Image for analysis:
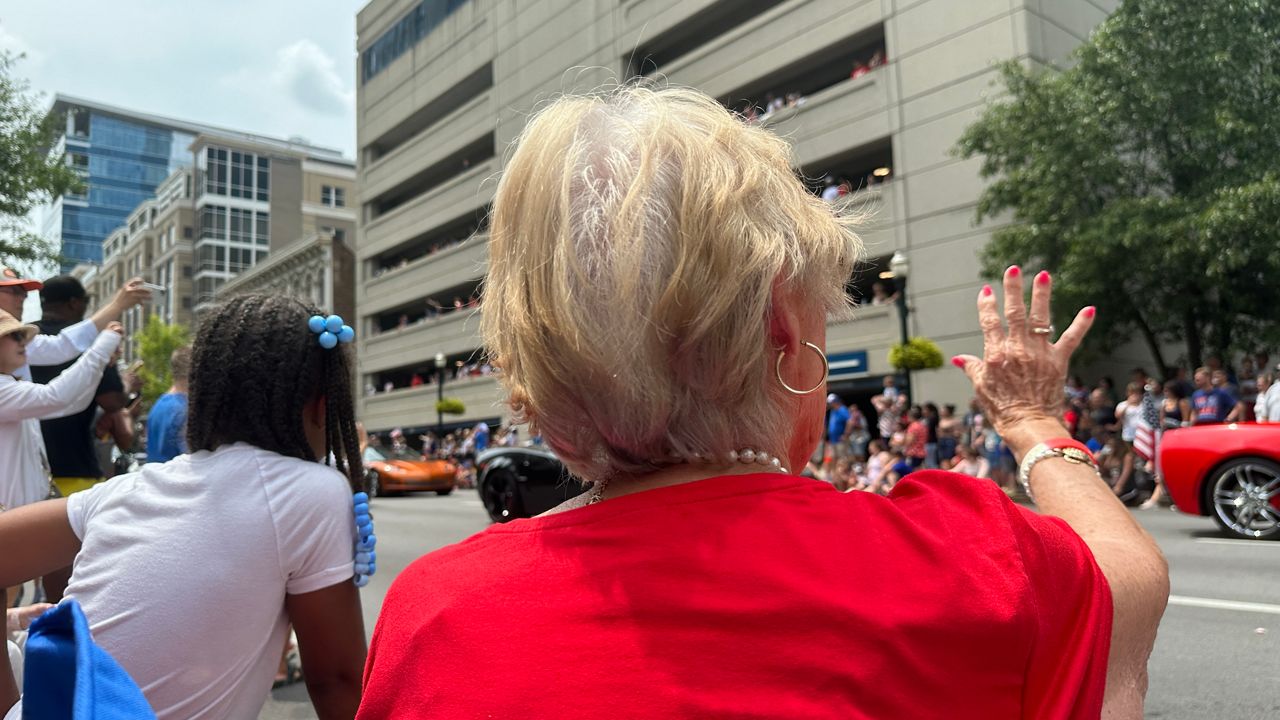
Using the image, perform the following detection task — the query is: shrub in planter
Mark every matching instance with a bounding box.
[889,337,945,371]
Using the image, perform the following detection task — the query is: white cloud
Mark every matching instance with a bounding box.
[270,39,354,117]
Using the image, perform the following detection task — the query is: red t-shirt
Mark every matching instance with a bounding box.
[358,472,1111,719]
[906,420,928,459]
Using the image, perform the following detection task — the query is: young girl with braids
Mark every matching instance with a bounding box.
[0,295,372,720]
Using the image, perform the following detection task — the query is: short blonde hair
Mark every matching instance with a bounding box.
[482,86,861,481]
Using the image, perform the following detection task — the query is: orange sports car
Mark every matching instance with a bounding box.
[362,446,458,497]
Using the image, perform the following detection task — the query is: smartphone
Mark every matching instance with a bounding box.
[140,282,167,294]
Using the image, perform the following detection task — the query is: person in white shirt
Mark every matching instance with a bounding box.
[0,267,151,380]
[1114,382,1145,442]
[0,311,123,512]
[950,443,991,479]
[0,295,367,720]
[1256,372,1280,422]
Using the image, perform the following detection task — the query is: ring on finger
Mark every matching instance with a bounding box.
[1030,325,1055,336]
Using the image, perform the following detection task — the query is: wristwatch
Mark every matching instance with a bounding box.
[1018,438,1098,501]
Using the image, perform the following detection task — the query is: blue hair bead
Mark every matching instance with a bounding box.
[325,315,343,334]
[308,315,326,334]
[338,325,355,343]
[319,332,338,349]
[352,489,377,586]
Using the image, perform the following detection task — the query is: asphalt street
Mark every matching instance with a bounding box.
[262,489,1278,719]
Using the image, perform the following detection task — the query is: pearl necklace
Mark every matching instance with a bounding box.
[587,448,790,504]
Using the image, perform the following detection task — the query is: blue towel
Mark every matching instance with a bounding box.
[22,600,155,719]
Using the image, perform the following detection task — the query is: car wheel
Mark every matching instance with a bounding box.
[481,468,523,523]
[435,488,453,496]
[366,470,380,499]
[1208,458,1280,540]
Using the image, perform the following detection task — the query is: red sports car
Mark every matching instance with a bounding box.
[1159,423,1280,540]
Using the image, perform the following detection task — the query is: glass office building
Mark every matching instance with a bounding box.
[45,96,346,274]
[47,96,201,271]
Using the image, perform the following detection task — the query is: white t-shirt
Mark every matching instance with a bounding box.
[64,443,355,719]
[1258,383,1280,423]
[1116,400,1143,442]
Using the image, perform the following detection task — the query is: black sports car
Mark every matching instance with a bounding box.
[476,446,588,522]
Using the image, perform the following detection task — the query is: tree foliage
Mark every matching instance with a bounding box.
[956,0,1280,370]
[0,52,81,266]
[137,316,190,408]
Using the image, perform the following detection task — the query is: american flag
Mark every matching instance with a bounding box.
[1133,389,1162,462]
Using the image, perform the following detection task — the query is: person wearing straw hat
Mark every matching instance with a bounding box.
[0,310,123,513]
[0,267,150,381]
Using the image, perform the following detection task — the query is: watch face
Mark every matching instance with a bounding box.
[1062,447,1093,463]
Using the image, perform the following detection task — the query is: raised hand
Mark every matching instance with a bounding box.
[952,266,1095,455]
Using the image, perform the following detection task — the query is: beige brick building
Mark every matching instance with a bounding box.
[354,0,1118,434]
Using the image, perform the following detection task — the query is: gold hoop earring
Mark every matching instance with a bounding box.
[776,341,829,395]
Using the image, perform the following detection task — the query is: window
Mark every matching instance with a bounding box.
[205,148,228,195]
[321,185,346,207]
[183,226,193,239]
[256,156,269,201]
[70,108,91,138]
[205,147,267,199]
[202,205,269,245]
[183,297,192,309]
[183,265,192,278]
[361,0,469,84]
[322,226,347,243]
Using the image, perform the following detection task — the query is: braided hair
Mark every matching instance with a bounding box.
[187,294,364,493]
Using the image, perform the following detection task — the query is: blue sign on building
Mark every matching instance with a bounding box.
[828,350,869,378]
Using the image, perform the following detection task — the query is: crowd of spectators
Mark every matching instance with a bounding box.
[813,353,1280,508]
[733,49,888,125]
[370,234,477,279]
[366,359,495,396]
[367,291,482,339]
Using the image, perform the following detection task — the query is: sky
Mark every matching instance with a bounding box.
[1,1,366,317]
[0,0,365,157]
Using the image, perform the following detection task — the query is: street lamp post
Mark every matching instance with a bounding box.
[887,251,911,406]
[435,352,446,440]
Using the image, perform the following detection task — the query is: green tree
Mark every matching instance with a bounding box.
[137,316,190,408]
[956,0,1280,370]
[0,52,81,266]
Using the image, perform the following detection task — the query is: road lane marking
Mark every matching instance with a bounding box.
[1169,595,1280,616]
[1193,538,1280,548]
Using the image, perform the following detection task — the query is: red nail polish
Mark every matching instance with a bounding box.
[1036,271,1050,285]
[951,357,966,368]
[1084,306,1096,318]
[981,285,993,297]
[1008,265,1020,277]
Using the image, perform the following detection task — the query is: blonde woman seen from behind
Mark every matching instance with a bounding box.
[358,87,1168,720]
